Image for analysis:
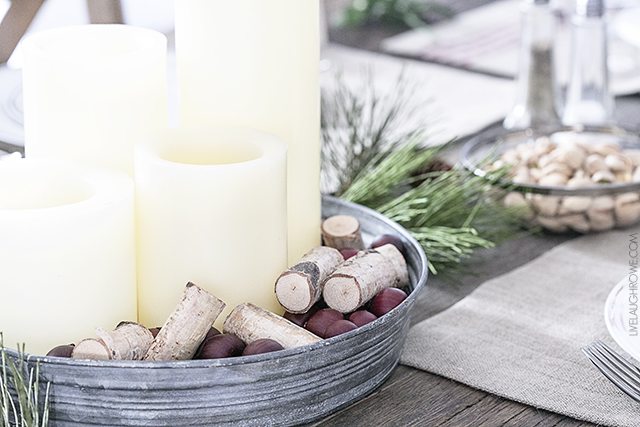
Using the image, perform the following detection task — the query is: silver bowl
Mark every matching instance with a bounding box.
[5,196,428,426]
[462,126,640,196]
[462,126,640,233]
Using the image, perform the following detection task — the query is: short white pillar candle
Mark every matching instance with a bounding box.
[175,0,321,263]
[135,128,288,328]
[0,160,136,355]
[22,25,168,175]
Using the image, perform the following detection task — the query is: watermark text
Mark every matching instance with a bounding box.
[629,233,638,336]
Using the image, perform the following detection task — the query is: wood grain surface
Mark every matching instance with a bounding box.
[313,30,640,420]
[313,95,640,425]
[313,233,583,427]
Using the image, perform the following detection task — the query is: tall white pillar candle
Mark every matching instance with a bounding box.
[175,0,321,263]
[22,25,168,174]
[135,128,288,328]
[0,160,136,356]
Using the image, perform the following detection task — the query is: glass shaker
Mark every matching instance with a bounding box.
[562,0,615,127]
[504,0,561,130]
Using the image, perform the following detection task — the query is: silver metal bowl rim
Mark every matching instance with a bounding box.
[461,125,640,196]
[4,195,428,369]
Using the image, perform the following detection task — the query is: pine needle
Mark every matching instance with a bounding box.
[360,167,514,273]
[341,142,439,207]
[322,71,526,274]
[0,335,50,427]
[321,71,426,196]
[409,226,493,274]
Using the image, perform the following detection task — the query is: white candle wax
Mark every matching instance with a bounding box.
[175,0,321,263]
[135,128,288,328]
[0,160,136,355]
[22,25,168,175]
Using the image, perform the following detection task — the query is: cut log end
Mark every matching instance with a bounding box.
[275,272,313,313]
[96,322,154,361]
[72,339,111,361]
[322,215,364,250]
[322,276,362,313]
[322,245,409,313]
[275,246,344,314]
[72,321,154,361]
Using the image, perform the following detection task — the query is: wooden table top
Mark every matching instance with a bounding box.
[314,233,588,427]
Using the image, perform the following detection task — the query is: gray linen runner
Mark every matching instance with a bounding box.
[401,229,640,427]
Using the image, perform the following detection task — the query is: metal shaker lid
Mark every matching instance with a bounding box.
[576,0,605,17]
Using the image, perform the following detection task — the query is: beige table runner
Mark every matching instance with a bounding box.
[402,229,640,427]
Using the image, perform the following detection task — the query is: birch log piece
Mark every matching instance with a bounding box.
[224,303,321,349]
[72,339,111,361]
[376,244,409,285]
[275,246,343,314]
[144,283,226,361]
[323,244,409,313]
[96,322,154,360]
[72,322,154,361]
[321,215,365,250]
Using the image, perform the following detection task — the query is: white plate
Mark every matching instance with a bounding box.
[605,278,640,361]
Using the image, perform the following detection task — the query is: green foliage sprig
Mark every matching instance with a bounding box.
[341,0,453,29]
[321,73,525,274]
[321,71,426,197]
[0,336,49,427]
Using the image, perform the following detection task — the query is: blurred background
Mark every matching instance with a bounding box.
[0,0,639,152]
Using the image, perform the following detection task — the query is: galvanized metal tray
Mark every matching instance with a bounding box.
[7,196,429,426]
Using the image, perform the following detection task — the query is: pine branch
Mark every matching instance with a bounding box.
[321,71,426,196]
[322,71,527,274]
[409,226,493,274]
[341,142,439,207]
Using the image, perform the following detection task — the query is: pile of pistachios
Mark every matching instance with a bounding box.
[491,134,640,233]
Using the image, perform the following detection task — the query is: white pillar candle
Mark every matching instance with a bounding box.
[175,0,321,263]
[135,128,288,328]
[0,160,136,356]
[22,25,168,175]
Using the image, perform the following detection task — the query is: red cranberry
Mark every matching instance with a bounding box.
[46,344,75,358]
[370,288,408,317]
[242,339,284,356]
[340,248,359,260]
[283,304,320,327]
[348,310,378,327]
[325,320,358,338]
[195,334,245,359]
[305,308,344,338]
[371,234,405,254]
